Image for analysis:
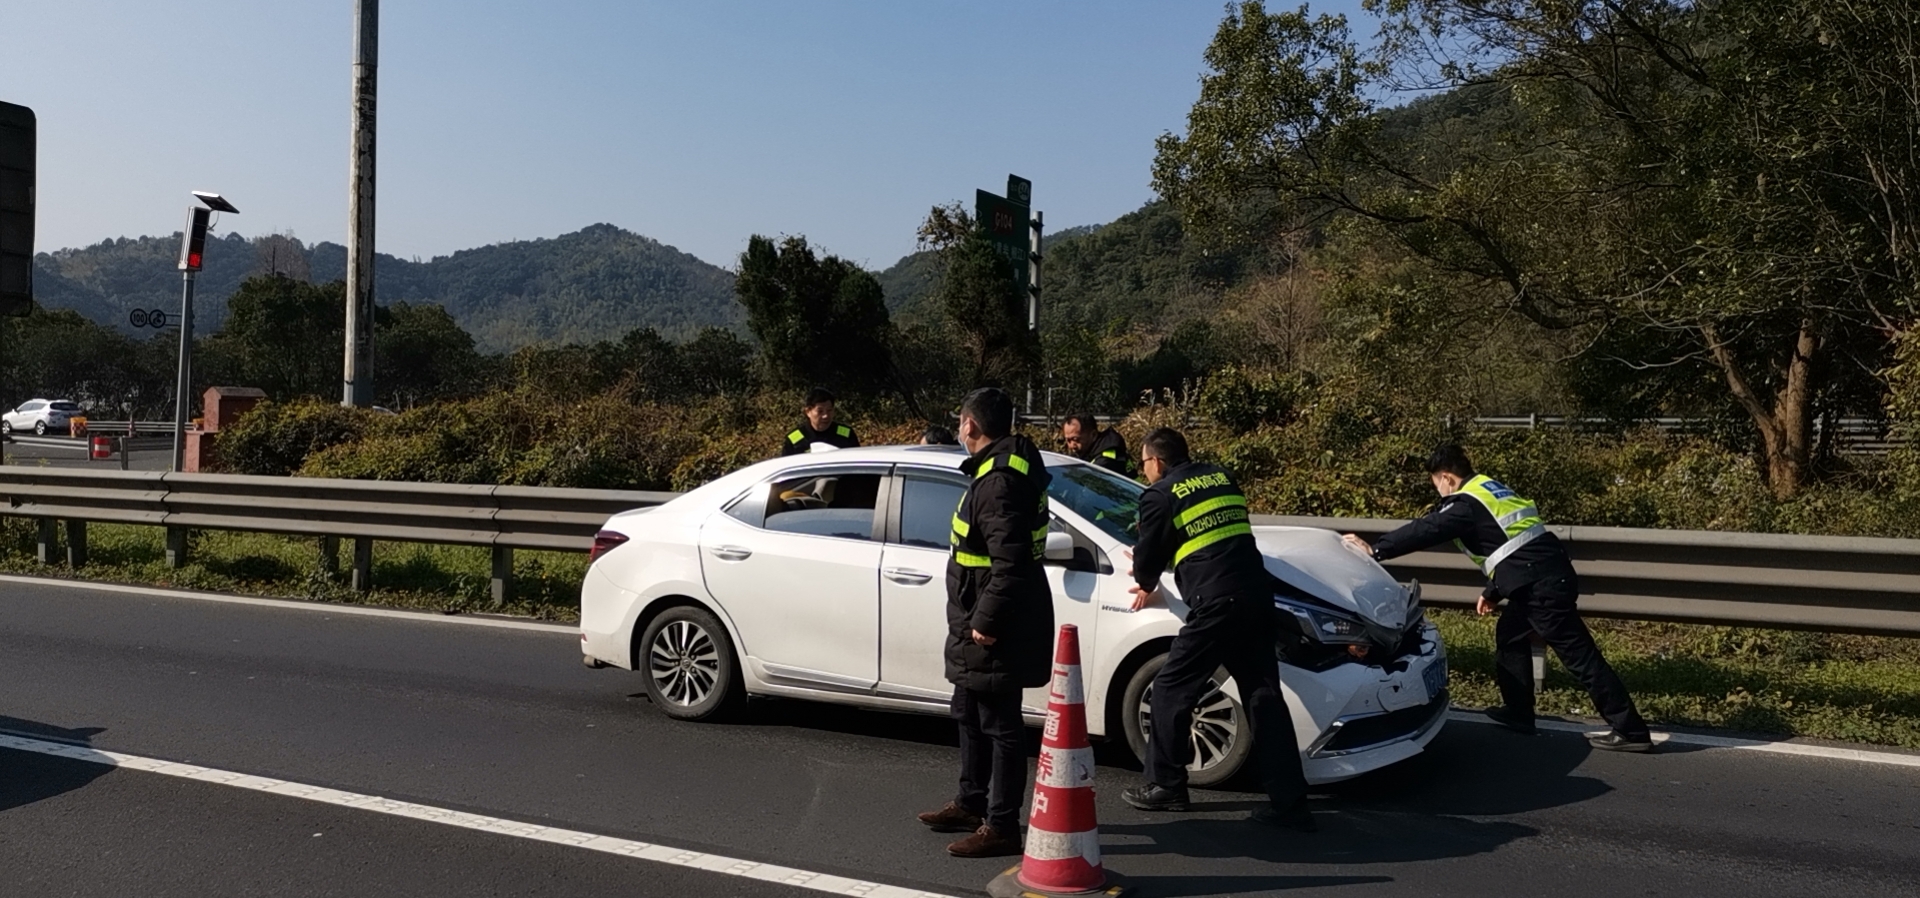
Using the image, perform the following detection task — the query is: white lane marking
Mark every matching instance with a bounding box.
[0,574,576,635]
[0,733,959,898]
[1446,710,1920,769]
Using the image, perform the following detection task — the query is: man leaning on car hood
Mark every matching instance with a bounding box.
[915,387,1055,859]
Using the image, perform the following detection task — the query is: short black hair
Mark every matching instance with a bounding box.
[1141,427,1190,467]
[1063,413,1099,434]
[1426,443,1475,479]
[960,387,1015,439]
[803,387,836,409]
[920,425,956,445]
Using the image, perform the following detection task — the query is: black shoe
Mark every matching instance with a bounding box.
[1483,706,1537,735]
[1250,801,1317,833]
[1122,783,1190,812]
[1588,730,1654,753]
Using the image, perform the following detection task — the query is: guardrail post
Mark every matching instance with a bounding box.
[64,520,86,568]
[490,546,514,606]
[319,536,339,576]
[351,537,373,592]
[166,527,190,568]
[35,519,56,564]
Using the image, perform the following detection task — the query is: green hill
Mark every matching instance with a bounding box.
[33,224,739,352]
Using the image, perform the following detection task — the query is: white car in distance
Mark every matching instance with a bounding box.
[1,398,82,435]
[580,445,1447,786]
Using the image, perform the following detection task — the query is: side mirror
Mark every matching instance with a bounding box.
[1043,531,1075,563]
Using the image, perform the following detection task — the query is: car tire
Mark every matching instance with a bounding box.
[639,605,744,722]
[33,421,46,435]
[1,421,10,434]
[1120,653,1253,788]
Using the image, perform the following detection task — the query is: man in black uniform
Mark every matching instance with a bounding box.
[1344,444,1652,751]
[1061,413,1131,477]
[916,387,1056,858]
[782,388,860,456]
[1120,428,1313,830]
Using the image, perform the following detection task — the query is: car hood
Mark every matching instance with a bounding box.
[1253,526,1410,630]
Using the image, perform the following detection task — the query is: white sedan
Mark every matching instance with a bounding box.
[580,445,1447,786]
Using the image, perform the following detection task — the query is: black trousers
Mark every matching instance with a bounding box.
[952,685,1027,834]
[1495,573,1650,738]
[1146,595,1307,808]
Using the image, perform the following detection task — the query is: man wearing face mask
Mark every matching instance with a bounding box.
[1343,444,1652,752]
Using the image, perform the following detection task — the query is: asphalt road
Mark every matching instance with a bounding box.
[3,579,1918,897]
[2,439,171,470]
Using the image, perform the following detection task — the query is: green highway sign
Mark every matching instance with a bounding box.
[975,173,1032,293]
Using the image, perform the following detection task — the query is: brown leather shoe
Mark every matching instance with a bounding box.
[917,802,983,833]
[946,824,1021,858]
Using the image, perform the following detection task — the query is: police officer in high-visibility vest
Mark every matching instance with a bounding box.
[916,387,1055,858]
[1345,444,1652,751]
[1061,413,1130,477]
[1121,427,1314,831]
[782,388,860,456]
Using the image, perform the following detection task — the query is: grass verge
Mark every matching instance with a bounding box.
[0,519,585,622]
[1432,609,1920,749]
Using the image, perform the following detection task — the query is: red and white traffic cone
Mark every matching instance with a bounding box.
[988,624,1125,898]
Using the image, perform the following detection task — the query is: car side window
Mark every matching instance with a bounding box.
[760,473,882,540]
[898,476,967,549]
[20,401,42,412]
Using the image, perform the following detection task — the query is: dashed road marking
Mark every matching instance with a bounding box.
[0,733,959,898]
[1446,710,1920,769]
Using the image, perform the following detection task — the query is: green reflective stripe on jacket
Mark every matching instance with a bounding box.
[951,515,970,538]
[1452,474,1547,576]
[1174,522,1253,566]
[786,429,804,444]
[1099,449,1118,459]
[835,424,851,438]
[1172,494,1247,529]
[953,550,991,568]
[974,454,1031,478]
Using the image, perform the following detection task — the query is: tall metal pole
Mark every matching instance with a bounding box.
[343,0,378,407]
[1027,209,1043,414]
[171,270,196,472]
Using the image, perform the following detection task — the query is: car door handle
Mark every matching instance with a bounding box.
[884,567,933,586]
[709,545,752,562]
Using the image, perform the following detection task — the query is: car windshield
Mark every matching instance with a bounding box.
[1047,463,1143,546]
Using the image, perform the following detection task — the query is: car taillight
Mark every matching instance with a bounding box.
[589,529,629,563]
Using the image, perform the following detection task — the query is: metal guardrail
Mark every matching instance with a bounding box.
[2,465,1916,634]
[0,467,674,602]
[1257,516,1920,637]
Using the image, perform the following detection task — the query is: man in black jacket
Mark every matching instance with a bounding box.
[1120,428,1314,831]
[781,388,860,456]
[1061,413,1131,477]
[916,387,1055,858]
[1344,444,1652,751]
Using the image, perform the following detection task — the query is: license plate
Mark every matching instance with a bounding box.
[1423,654,1448,698]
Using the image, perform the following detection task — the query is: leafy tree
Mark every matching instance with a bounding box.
[734,235,899,398]
[1152,0,1920,496]
[200,275,346,401]
[376,302,493,408]
[915,205,1043,390]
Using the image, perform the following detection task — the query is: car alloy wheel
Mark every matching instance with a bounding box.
[649,619,720,708]
[1120,654,1254,787]
[638,605,743,721]
[33,421,46,435]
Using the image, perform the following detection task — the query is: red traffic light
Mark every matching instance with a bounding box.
[178,206,210,271]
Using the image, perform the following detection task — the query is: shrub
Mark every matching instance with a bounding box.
[214,399,379,476]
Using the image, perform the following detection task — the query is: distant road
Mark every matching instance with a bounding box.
[1,435,171,470]
[3,579,1919,896]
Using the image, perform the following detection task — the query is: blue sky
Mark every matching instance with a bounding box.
[6,1,1372,270]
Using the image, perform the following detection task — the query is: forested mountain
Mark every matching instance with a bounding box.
[33,224,738,352]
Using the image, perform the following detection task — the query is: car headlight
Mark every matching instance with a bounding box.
[1275,597,1370,645]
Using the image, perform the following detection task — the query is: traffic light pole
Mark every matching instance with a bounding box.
[171,270,196,473]
[343,0,378,407]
